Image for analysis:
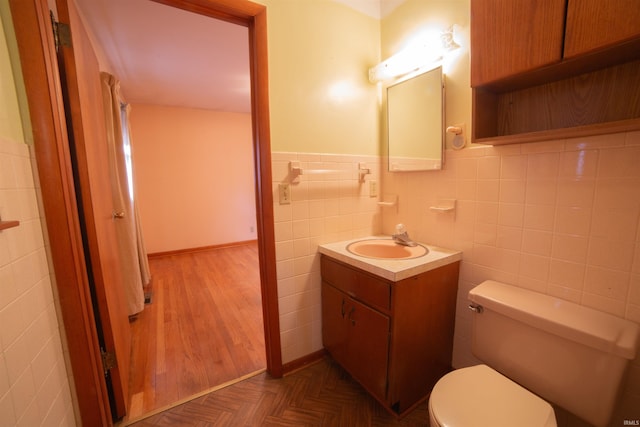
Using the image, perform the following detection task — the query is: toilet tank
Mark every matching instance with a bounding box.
[469,281,639,427]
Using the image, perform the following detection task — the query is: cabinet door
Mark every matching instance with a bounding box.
[345,298,390,401]
[470,0,566,86]
[564,0,640,59]
[322,282,349,367]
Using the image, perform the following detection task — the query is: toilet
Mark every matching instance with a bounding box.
[428,280,640,427]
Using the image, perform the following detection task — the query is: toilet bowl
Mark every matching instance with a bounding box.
[428,365,556,427]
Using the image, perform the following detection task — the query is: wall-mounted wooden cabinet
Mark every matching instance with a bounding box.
[564,0,640,59]
[470,0,566,87]
[471,0,640,145]
[321,255,460,416]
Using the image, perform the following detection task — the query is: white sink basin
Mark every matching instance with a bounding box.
[346,239,429,260]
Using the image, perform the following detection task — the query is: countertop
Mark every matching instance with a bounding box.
[318,236,462,281]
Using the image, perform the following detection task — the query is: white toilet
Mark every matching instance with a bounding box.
[428,280,640,427]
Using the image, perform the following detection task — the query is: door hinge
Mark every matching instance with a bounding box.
[50,11,72,51]
[101,347,118,373]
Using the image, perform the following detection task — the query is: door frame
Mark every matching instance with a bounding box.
[9,0,281,424]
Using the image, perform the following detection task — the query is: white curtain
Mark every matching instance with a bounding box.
[101,72,150,316]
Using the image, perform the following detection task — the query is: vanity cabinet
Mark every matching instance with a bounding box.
[471,0,640,145]
[321,255,460,415]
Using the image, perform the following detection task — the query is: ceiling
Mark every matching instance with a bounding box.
[74,0,405,113]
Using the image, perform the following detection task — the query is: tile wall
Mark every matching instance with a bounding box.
[272,132,640,423]
[0,137,75,426]
[382,131,640,423]
[271,151,381,363]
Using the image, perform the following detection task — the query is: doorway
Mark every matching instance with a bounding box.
[77,0,274,418]
[9,0,281,424]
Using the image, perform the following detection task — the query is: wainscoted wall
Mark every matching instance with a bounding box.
[0,138,76,425]
[271,151,381,363]
[382,131,640,422]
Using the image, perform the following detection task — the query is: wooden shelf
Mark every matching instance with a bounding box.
[470,0,640,146]
[0,220,20,231]
[473,60,640,145]
[475,117,640,146]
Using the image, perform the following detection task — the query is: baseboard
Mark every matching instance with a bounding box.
[148,240,258,259]
[282,349,328,376]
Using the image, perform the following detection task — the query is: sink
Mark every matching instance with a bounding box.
[346,239,429,260]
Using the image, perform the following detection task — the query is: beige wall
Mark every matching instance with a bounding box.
[257,0,381,156]
[381,0,471,151]
[255,0,384,363]
[0,14,76,427]
[266,0,640,423]
[129,104,256,253]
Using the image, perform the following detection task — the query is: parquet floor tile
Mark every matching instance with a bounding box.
[128,358,430,426]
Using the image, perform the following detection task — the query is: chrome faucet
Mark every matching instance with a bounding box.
[392,224,417,247]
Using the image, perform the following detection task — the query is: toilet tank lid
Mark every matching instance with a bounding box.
[469,281,640,360]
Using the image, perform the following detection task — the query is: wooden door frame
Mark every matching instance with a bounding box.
[149,0,282,375]
[9,0,281,424]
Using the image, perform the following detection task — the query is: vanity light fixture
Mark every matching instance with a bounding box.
[368,25,460,83]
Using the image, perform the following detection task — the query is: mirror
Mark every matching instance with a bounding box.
[387,66,444,172]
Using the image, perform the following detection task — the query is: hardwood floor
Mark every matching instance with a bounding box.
[127,357,431,426]
[126,243,266,420]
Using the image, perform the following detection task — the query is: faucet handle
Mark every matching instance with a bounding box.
[395,223,406,234]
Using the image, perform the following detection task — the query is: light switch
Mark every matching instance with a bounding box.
[369,180,378,197]
[278,183,291,204]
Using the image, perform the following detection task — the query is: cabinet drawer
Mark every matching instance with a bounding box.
[321,256,391,312]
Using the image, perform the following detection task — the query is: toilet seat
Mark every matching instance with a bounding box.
[429,365,556,427]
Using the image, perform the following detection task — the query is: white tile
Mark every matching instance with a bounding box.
[275,241,294,262]
[549,259,585,291]
[587,237,634,272]
[500,155,527,179]
[584,265,630,301]
[522,229,553,256]
[559,149,599,178]
[552,234,589,264]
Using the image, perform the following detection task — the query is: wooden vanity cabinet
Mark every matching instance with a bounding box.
[471,0,640,145]
[321,255,460,415]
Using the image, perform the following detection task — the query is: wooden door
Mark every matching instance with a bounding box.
[345,297,389,402]
[321,282,349,365]
[470,0,566,86]
[55,0,131,419]
[564,0,640,59]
